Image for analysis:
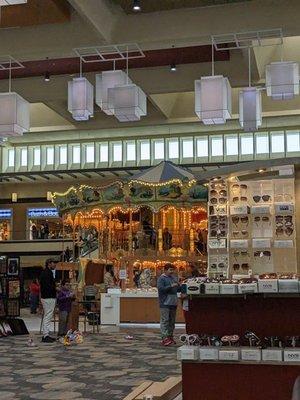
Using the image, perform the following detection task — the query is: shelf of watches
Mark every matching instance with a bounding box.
[182,275,300,295]
[177,333,300,363]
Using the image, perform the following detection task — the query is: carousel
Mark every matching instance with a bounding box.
[52,161,207,324]
[52,161,208,288]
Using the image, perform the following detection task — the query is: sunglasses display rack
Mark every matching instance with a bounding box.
[207,178,229,277]
[227,178,297,276]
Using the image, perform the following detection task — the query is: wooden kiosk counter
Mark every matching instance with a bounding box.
[101,290,184,325]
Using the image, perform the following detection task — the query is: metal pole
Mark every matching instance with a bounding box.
[9,57,12,93]
[211,38,215,76]
[248,47,251,87]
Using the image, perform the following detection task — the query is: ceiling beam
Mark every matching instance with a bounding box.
[0,46,229,80]
[56,174,64,180]
[67,0,121,43]
[67,173,79,179]
[95,171,106,177]
[39,174,50,180]
[80,172,92,179]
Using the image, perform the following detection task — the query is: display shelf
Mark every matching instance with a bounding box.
[187,293,300,298]
[182,294,300,399]
[182,359,300,366]
[185,295,300,337]
[182,362,300,400]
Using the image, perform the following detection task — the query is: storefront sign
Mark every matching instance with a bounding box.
[27,208,59,218]
[0,209,12,219]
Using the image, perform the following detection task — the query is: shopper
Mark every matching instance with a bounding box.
[44,221,50,239]
[64,246,71,262]
[57,280,74,337]
[29,279,40,314]
[162,228,172,250]
[40,258,58,343]
[104,264,116,290]
[157,263,180,346]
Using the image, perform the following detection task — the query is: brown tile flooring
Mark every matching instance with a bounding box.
[0,328,183,400]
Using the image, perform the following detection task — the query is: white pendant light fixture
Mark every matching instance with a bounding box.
[68,58,94,121]
[0,0,27,5]
[107,83,147,122]
[239,48,262,132]
[99,46,147,122]
[195,41,231,124]
[266,61,299,100]
[95,70,131,115]
[239,88,262,132]
[0,57,30,137]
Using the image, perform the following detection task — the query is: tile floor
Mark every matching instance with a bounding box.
[0,309,184,400]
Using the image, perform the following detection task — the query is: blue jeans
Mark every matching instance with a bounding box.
[160,307,177,339]
[30,294,39,313]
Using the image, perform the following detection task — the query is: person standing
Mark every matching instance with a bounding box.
[57,280,74,337]
[104,264,116,290]
[44,221,50,240]
[29,279,40,314]
[40,258,57,343]
[157,263,179,346]
[162,228,172,250]
[64,246,71,262]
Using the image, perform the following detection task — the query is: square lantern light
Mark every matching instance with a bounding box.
[0,0,27,4]
[95,70,131,115]
[0,92,30,137]
[68,77,94,121]
[239,87,262,132]
[195,75,232,125]
[107,83,147,122]
[266,61,299,100]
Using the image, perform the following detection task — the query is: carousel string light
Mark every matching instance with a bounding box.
[128,178,195,188]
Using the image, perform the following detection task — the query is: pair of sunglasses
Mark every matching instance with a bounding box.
[211,215,227,222]
[233,251,249,258]
[210,223,226,230]
[276,227,294,236]
[232,230,248,236]
[232,184,248,191]
[233,263,249,271]
[276,215,293,222]
[211,179,226,188]
[232,196,248,203]
[254,250,271,258]
[210,263,226,269]
[211,197,227,205]
[210,189,227,197]
[232,216,249,225]
[254,216,270,223]
[210,230,226,237]
[253,195,271,203]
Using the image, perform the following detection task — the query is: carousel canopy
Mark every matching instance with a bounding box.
[129,161,196,185]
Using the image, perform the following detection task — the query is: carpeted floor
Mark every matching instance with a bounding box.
[0,329,182,400]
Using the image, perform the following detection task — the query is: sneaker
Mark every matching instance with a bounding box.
[161,338,173,346]
[170,337,176,345]
[41,336,56,343]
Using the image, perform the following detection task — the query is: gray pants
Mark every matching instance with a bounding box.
[58,311,69,336]
[160,307,177,339]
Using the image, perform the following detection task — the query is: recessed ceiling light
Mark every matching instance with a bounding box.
[133,0,141,12]
[44,71,50,82]
[170,63,177,72]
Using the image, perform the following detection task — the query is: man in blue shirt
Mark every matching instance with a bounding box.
[157,263,180,346]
